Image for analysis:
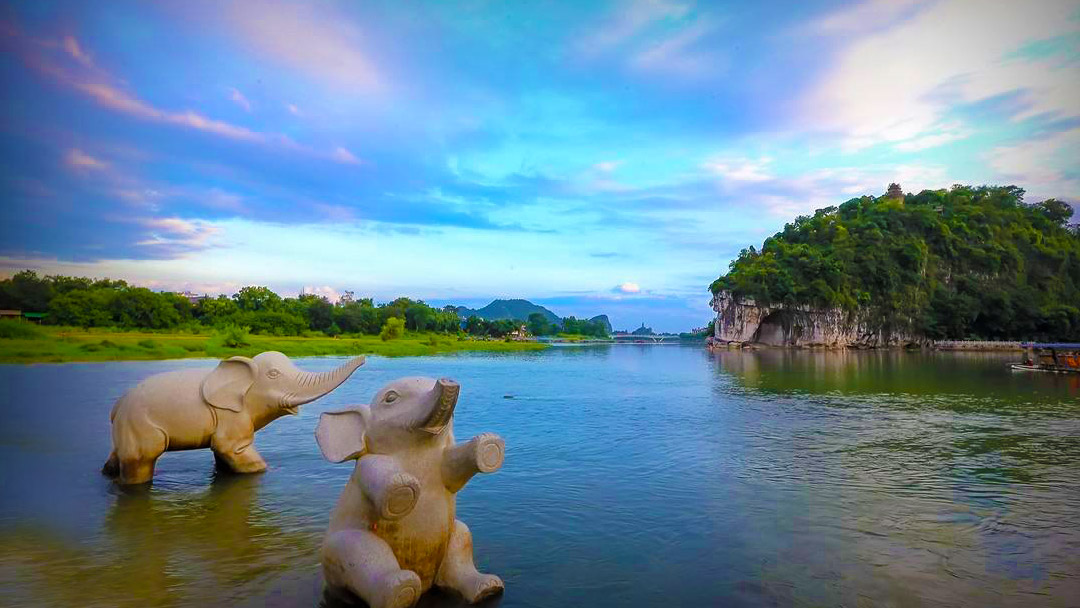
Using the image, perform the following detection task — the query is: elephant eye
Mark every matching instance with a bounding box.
[267,368,282,379]
[384,391,399,404]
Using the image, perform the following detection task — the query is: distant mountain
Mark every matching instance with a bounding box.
[453,299,561,323]
[589,314,612,334]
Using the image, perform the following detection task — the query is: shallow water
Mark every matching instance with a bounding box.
[1,346,1078,607]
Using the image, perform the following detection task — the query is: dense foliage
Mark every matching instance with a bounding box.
[0,272,610,338]
[710,185,1080,341]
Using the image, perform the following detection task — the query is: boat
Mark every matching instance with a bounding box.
[1011,343,1080,374]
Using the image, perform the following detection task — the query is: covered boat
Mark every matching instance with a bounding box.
[1012,343,1080,374]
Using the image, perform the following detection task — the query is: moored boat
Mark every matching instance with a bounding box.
[1012,343,1080,374]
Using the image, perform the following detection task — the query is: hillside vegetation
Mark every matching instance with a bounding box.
[710,185,1080,341]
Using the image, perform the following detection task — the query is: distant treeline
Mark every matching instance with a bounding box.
[0,271,608,338]
[710,185,1080,341]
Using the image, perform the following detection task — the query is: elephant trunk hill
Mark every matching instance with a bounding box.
[710,185,1080,347]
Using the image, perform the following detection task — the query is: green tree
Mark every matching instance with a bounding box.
[380,317,405,341]
[233,286,282,312]
[527,312,551,335]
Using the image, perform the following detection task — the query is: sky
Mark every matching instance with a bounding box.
[0,0,1077,332]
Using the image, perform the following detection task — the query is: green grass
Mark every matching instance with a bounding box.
[0,326,546,363]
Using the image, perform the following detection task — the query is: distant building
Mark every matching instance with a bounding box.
[886,183,904,203]
[179,291,207,305]
[0,309,21,320]
[508,324,529,340]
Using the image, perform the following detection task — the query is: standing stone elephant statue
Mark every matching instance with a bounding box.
[316,376,505,608]
[102,351,366,485]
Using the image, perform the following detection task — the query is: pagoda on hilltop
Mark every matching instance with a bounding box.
[886,183,905,203]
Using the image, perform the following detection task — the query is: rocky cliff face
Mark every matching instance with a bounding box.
[710,290,915,347]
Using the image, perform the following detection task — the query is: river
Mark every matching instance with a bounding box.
[1,346,1078,607]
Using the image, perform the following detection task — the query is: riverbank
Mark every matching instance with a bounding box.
[706,338,1025,352]
[0,327,547,363]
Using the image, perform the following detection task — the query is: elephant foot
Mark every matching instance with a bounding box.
[436,519,504,604]
[461,573,504,604]
[323,528,420,608]
[374,569,422,608]
[213,446,267,474]
[118,457,157,485]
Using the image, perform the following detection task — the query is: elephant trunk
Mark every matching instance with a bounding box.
[282,356,366,408]
[418,377,458,435]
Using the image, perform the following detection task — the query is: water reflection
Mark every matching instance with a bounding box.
[2,473,321,607]
[1,348,1078,607]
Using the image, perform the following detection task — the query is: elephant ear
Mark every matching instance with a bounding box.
[316,408,369,463]
[201,356,258,413]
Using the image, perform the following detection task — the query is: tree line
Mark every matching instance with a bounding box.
[710,185,1080,341]
[0,272,609,338]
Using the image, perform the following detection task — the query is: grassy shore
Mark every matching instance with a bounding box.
[0,326,546,364]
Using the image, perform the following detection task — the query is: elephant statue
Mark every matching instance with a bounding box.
[316,376,505,608]
[102,351,366,485]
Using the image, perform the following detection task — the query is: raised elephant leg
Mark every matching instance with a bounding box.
[435,520,503,603]
[211,442,268,474]
[323,528,422,608]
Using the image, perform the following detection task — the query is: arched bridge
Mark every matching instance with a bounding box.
[611,333,673,343]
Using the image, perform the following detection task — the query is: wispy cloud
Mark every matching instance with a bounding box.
[702,156,772,182]
[135,217,222,254]
[62,35,93,67]
[65,148,109,171]
[228,87,252,112]
[614,281,642,294]
[14,31,362,163]
[223,2,383,92]
[331,146,362,165]
[801,0,1080,151]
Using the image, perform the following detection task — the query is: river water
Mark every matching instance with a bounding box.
[1,346,1078,607]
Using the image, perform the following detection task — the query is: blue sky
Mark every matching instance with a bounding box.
[1,0,1077,332]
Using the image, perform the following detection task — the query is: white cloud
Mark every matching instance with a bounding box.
[702,157,773,182]
[893,124,970,151]
[987,128,1080,202]
[331,146,362,164]
[62,35,94,67]
[303,285,341,302]
[616,282,642,294]
[224,2,383,92]
[578,0,691,55]
[286,103,303,117]
[802,0,1080,150]
[136,217,221,251]
[228,87,252,112]
[65,148,109,171]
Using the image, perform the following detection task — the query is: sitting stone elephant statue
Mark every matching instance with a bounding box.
[316,376,505,608]
[103,351,365,484]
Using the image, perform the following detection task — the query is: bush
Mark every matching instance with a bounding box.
[380,317,405,341]
[79,342,102,352]
[215,323,251,348]
[138,338,158,349]
[0,320,44,339]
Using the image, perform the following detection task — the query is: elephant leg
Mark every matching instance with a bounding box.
[116,426,166,485]
[435,519,503,603]
[323,528,421,608]
[102,450,120,478]
[212,442,267,474]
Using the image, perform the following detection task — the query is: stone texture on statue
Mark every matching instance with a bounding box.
[102,351,366,485]
[316,376,505,608]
